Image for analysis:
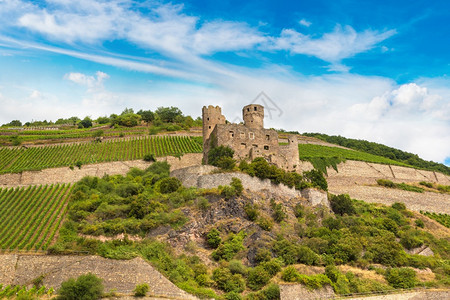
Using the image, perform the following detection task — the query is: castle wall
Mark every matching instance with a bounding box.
[214,123,279,161]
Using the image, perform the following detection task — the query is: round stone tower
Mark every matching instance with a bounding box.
[243,104,264,129]
[202,105,225,143]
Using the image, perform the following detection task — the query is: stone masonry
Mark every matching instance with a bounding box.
[202,104,299,171]
[0,254,198,299]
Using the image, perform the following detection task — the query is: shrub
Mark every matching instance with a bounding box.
[270,199,286,223]
[229,260,247,275]
[281,266,299,282]
[255,248,272,263]
[230,177,243,195]
[385,268,417,288]
[400,231,424,250]
[260,259,282,276]
[212,268,245,293]
[159,177,181,193]
[206,228,221,249]
[133,283,149,297]
[57,273,103,300]
[420,181,434,188]
[216,157,236,170]
[197,197,210,211]
[143,153,156,162]
[247,266,271,290]
[75,161,83,169]
[415,219,425,228]
[293,203,305,218]
[221,185,237,199]
[391,202,406,210]
[257,216,273,231]
[377,179,395,188]
[303,169,328,191]
[330,194,355,216]
[244,203,259,221]
[208,145,234,167]
[212,231,246,261]
[224,291,242,300]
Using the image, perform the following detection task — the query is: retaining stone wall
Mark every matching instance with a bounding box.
[0,254,197,299]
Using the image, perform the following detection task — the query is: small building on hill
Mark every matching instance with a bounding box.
[202,104,299,171]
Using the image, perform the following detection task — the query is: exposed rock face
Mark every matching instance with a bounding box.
[171,166,330,208]
[0,254,198,299]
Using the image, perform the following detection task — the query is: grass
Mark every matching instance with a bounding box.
[421,211,450,228]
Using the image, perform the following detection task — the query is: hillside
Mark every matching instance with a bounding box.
[3,161,446,299]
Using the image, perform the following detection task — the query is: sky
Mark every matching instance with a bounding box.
[0,0,449,165]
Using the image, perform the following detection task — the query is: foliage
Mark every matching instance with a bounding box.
[79,117,93,129]
[281,266,331,289]
[216,157,236,170]
[270,199,286,223]
[244,203,259,221]
[257,216,274,231]
[231,177,244,195]
[421,211,450,228]
[207,228,222,249]
[155,106,183,123]
[302,133,450,175]
[133,283,149,297]
[329,194,355,216]
[385,268,417,288]
[212,231,246,261]
[159,177,182,194]
[208,145,235,167]
[378,180,424,193]
[57,273,103,300]
[143,153,156,162]
[247,266,271,290]
[212,267,246,293]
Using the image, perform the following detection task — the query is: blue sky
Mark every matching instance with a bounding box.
[0,0,449,165]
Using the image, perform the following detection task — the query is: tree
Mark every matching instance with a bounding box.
[155,106,183,123]
[208,145,234,167]
[329,194,355,216]
[3,120,22,127]
[137,109,155,125]
[79,117,93,128]
[57,273,103,300]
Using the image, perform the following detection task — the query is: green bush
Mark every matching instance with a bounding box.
[377,179,396,188]
[419,181,434,188]
[247,266,271,290]
[229,260,247,275]
[270,199,286,223]
[400,231,424,250]
[244,203,259,221]
[143,153,156,162]
[212,231,246,261]
[415,219,425,228]
[329,194,355,216]
[281,266,299,282]
[257,216,273,231]
[385,268,417,288]
[260,259,282,276]
[57,273,103,300]
[133,283,149,297]
[208,145,234,167]
[391,202,406,210]
[293,203,305,218]
[302,169,328,191]
[159,177,181,193]
[206,228,221,249]
[231,177,244,195]
[216,157,236,170]
[221,185,237,199]
[212,268,245,293]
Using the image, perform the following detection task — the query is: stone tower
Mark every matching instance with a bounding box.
[202,105,225,146]
[243,104,264,129]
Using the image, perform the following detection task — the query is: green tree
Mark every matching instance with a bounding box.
[79,117,93,128]
[329,194,355,216]
[156,106,183,123]
[133,283,149,297]
[137,109,155,125]
[208,145,234,167]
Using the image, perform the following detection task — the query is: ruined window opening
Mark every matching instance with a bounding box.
[208,126,211,129]
[229,131,234,138]
[249,132,254,139]
[264,145,269,150]
[247,108,250,112]
[266,135,270,140]
[207,117,210,121]
[240,132,245,138]
[240,143,246,149]
[254,107,257,111]
[252,144,258,148]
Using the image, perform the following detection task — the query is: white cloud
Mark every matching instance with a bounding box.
[29,90,41,99]
[299,19,311,27]
[266,25,396,64]
[64,71,109,92]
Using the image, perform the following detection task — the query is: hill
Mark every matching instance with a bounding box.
[303,133,450,176]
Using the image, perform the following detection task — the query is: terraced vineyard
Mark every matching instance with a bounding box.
[298,144,411,167]
[0,136,202,173]
[0,184,72,250]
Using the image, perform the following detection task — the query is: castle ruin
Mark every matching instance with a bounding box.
[202,104,299,171]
